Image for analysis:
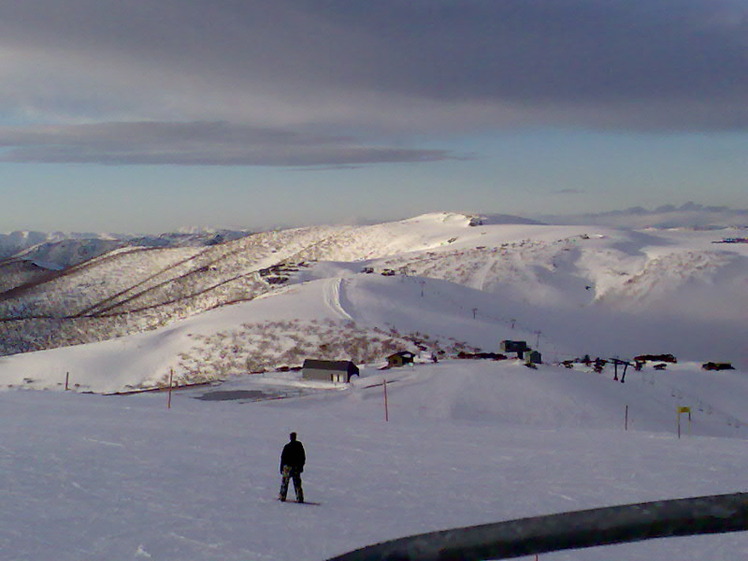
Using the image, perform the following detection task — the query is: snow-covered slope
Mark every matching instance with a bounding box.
[1,211,746,376]
[0,264,745,393]
[2,357,747,561]
[0,274,534,392]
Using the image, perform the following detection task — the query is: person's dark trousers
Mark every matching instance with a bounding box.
[279,465,304,502]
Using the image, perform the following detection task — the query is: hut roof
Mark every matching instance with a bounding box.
[302,359,358,372]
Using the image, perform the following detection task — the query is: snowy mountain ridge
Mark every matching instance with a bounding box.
[0,211,746,392]
[0,228,254,265]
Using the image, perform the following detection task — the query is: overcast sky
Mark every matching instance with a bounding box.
[1,0,746,232]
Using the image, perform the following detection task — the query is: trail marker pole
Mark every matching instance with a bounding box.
[625,405,629,431]
[677,407,691,438]
[384,379,389,422]
[167,369,174,409]
[64,372,70,391]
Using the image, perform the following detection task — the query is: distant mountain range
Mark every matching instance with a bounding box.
[536,202,748,230]
[0,229,254,268]
[4,203,745,268]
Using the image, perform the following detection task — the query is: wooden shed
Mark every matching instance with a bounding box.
[525,350,542,366]
[302,359,360,383]
[387,351,415,368]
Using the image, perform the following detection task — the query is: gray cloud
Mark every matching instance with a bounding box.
[554,189,585,195]
[0,122,456,166]
[0,1,746,165]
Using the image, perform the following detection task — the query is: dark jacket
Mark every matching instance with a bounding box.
[280,440,306,473]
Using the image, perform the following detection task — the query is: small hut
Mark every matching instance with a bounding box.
[302,359,359,383]
[387,351,415,368]
[525,350,542,366]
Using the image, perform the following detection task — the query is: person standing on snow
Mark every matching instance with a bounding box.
[279,432,305,502]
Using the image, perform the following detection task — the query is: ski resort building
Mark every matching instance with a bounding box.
[500,340,529,359]
[302,359,360,383]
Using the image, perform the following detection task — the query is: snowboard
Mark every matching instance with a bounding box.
[278,498,321,506]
